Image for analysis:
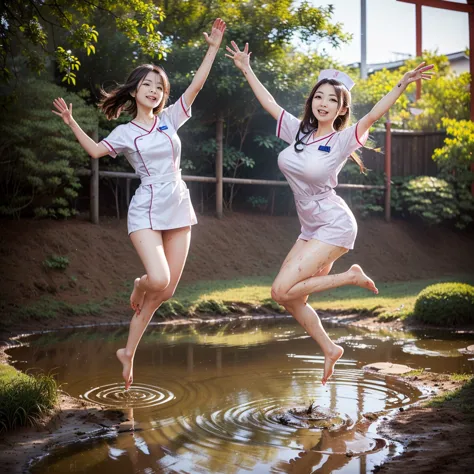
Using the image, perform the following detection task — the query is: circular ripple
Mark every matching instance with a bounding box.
[81,383,175,409]
[178,396,353,450]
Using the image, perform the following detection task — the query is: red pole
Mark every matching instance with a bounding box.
[415,3,422,100]
[385,113,392,222]
[468,5,474,195]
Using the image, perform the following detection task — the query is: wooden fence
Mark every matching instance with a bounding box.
[361,129,445,176]
[81,164,385,224]
[83,127,447,224]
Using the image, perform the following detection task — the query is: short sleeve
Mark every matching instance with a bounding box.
[337,121,369,159]
[100,125,127,158]
[275,109,301,144]
[161,94,192,130]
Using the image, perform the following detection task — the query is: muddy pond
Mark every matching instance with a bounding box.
[7,317,474,473]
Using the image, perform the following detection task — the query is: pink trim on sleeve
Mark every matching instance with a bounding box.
[277,110,285,138]
[355,121,368,147]
[102,140,117,156]
[180,96,191,118]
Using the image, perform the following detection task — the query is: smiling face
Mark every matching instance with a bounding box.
[311,82,347,125]
[133,71,164,111]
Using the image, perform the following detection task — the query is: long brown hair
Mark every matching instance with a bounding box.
[294,78,366,173]
[99,64,170,120]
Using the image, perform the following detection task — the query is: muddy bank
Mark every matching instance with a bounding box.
[374,372,474,473]
[2,215,473,312]
[0,345,124,474]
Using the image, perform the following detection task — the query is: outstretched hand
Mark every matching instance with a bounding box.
[203,18,226,49]
[400,62,434,87]
[52,98,74,126]
[225,41,251,71]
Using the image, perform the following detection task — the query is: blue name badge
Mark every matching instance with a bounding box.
[318,145,331,153]
[159,125,168,131]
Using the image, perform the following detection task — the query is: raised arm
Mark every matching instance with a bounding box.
[183,18,226,107]
[52,98,109,159]
[225,41,282,121]
[357,62,434,137]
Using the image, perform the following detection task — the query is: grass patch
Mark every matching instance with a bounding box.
[173,274,474,320]
[9,274,474,323]
[427,376,474,415]
[15,296,115,321]
[0,364,58,433]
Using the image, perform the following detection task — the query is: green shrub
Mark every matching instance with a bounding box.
[0,366,58,432]
[400,176,458,225]
[196,299,230,315]
[413,282,474,326]
[432,118,474,229]
[0,78,97,218]
[247,195,268,209]
[42,255,69,270]
[156,300,187,318]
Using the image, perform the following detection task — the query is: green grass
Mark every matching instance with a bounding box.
[0,364,58,433]
[172,274,474,320]
[9,274,474,324]
[427,376,474,415]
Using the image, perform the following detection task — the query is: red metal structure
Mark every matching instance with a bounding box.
[398,0,474,195]
[398,0,474,118]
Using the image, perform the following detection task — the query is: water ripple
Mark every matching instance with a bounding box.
[81,383,175,409]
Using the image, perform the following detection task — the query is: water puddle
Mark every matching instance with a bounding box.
[7,318,474,473]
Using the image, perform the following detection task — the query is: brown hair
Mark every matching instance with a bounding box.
[98,64,170,120]
[294,78,366,173]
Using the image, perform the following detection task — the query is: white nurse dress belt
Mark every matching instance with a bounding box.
[140,170,182,186]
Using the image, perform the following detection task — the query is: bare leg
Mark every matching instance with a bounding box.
[117,227,191,389]
[128,229,171,314]
[272,239,378,304]
[272,239,369,384]
[283,297,344,385]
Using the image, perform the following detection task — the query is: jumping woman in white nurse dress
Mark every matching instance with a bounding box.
[52,18,226,390]
[227,41,433,385]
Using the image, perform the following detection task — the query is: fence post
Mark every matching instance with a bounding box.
[126,178,131,208]
[216,114,224,218]
[384,113,392,222]
[90,127,99,224]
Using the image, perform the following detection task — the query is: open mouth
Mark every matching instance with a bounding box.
[317,109,329,116]
[146,96,158,103]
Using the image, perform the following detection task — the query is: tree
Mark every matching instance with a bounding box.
[1,0,165,84]
[160,0,350,209]
[352,52,470,130]
[0,78,97,217]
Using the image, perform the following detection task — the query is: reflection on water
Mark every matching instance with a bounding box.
[8,318,474,473]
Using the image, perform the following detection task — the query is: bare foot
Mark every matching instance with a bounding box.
[116,348,133,390]
[322,345,344,385]
[349,264,378,294]
[130,278,145,314]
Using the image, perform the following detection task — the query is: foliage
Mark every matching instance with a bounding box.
[0,367,58,433]
[340,161,464,227]
[156,300,187,318]
[1,0,165,83]
[161,0,350,210]
[432,118,474,229]
[247,196,268,209]
[0,79,97,218]
[399,176,459,225]
[42,255,69,271]
[413,282,474,326]
[196,299,230,315]
[352,52,470,129]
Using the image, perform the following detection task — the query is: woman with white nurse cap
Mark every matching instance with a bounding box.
[52,19,226,390]
[227,41,433,385]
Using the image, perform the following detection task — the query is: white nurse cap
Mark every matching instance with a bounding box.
[318,69,355,91]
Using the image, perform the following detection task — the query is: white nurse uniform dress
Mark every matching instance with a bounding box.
[100,95,198,234]
[276,109,368,250]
